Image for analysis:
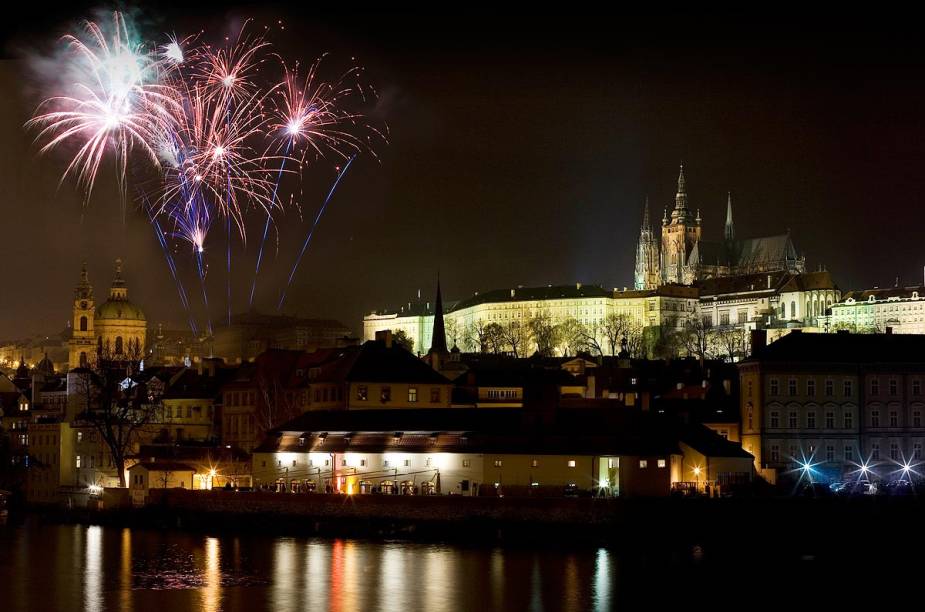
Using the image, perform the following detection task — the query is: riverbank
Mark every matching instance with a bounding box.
[22,489,925,547]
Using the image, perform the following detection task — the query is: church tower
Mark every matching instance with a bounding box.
[68,262,96,370]
[660,164,701,284]
[634,199,660,290]
[725,191,735,241]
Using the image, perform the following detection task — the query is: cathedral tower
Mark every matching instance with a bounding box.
[634,199,660,290]
[660,164,701,284]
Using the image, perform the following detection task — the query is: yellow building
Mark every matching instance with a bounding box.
[67,258,147,370]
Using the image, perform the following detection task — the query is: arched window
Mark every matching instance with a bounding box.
[79,316,88,332]
[79,352,87,368]
[790,301,796,319]
[115,336,123,354]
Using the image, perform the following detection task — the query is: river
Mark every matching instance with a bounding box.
[0,516,898,610]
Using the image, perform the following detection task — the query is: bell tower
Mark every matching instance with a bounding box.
[660,164,701,284]
[68,262,96,370]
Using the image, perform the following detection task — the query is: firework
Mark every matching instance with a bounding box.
[27,10,382,332]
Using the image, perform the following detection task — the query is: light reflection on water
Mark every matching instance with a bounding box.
[0,520,712,612]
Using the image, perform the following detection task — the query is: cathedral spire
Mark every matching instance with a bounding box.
[641,197,651,231]
[675,163,688,211]
[725,191,735,241]
[429,273,448,354]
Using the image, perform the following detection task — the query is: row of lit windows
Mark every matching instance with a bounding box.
[769,378,853,398]
[355,385,442,403]
[769,442,923,463]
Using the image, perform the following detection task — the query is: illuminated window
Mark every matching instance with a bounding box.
[381,386,392,402]
[639,460,648,469]
[494,460,502,467]
[77,432,83,443]
[567,460,576,468]
[657,459,666,468]
[356,386,368,401]
[408,387,418,403]
[76,455,81,468]
[531,459,538,468]
[462,459,471,468]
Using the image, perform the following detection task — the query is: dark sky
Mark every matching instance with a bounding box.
[2,5,925,339]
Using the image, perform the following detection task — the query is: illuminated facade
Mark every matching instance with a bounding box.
[829,286,925,334]
[364,285,699,356]
[740,332,925,484]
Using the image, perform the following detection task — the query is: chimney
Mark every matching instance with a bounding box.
[749,329,767,356]
[375,330,394,348]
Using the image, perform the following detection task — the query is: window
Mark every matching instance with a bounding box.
[807,412,816,429]
[872,443,880,461]
[889,379,898,397]
[915,444,923,460]
[360,459,367,467]
[770,411,780,428]
[408,387,418,403]
[493,459,502,468]
[403,459,410,467]
[720,311,730,326]
[826,445,835,462]
[531,460,539,468]
[871,411,880,428]
[770,379,779,396]
[80,316,88,332]
[380,386,391,402]
[770,445,780,462]
[844,411,854,429]
[639,460,648,469]
[825,380,834,396]
[825,412,835,429]
[115,336,123,354]
[890,443,900,461]
[430,388,441,403]
[462,459,471,468]
[871,379,879,395]
[77,432,83,443]
[807,380,816,397]
[914,411,922,428]
[890,411,899,428]
[788,379,798,397]
[657,459,666,468]
[844,380,853,397]
[789,445,798,462]
[76,455,81,468]
[293,460,298,467]
[914,380,921,396]
[567,460,576,468]
[844,445,854,462]
[788,411,798,429]
[356,385,368,401]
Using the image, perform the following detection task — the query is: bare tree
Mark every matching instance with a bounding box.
[528,310,560,357]
[653,315,682,360]
[484,323,506,354]
[73,357,156,488]
[713,325,748,362]
[679,315,713,361]
[559,317,589,356]
[444,318,460,350]
[623,318,645,358]
[255,370,300,439]
[391,330,414,353]
[500,319,532,358]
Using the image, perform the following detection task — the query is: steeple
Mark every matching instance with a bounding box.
[641,197,651,231]
[725,191,735,241]
[75,261,93,300]
[675,163,688,211]
[429,274,448,354]
[110,257,128,300]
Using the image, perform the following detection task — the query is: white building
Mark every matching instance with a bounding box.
[830,286,925,334]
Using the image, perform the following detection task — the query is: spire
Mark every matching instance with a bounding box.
[110,258,128,300]
[675,163,688,210]
[725,191,735,241]
[429,274,448,354]
[75,261,93,299]
[641,197,651,231]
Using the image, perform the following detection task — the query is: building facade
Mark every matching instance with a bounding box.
[830,286,925,334]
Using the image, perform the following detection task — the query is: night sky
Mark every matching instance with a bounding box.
[2,5,924,340]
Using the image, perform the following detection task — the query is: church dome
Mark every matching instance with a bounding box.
[95,299,146,321]
[36,353,55,375]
